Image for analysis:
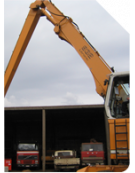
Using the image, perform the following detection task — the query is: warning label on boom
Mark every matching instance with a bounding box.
[79,46,93,60]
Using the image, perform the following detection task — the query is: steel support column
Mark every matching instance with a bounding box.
[104,111,111,165]
[42,109,46,171]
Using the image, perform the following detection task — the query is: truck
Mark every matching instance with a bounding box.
[4,0,129,171]
[16,142,39,168]
[54,150,80,171]
[4,159,12,171]
[81,141,104,166]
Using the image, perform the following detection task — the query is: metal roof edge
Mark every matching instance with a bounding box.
[4,104,104,111]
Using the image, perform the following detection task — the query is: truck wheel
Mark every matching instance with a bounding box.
[97,170,113,173]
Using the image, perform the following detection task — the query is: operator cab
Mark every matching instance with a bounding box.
[105,72,129,119]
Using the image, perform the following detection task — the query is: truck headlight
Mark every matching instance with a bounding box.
[17,160,20,164]
[35,160,38,164]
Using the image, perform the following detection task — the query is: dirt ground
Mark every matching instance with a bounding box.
[9,170,55,173]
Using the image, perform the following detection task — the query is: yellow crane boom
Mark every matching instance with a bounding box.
[4,0,112,97]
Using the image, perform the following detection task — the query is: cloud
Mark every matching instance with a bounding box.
[4,91,104,107]
[62,92,82,105]
[4,95,30,107]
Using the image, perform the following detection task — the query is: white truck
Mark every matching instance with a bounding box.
[54,150,80,171]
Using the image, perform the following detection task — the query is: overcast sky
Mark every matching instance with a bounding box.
[4,0,129,107]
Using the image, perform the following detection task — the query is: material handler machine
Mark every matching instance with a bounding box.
[4,0,129,172]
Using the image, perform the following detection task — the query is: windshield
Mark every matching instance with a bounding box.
[122,83,130,95]
[18,143,38,151]
[82,144,103,151]
[58,152,71,156]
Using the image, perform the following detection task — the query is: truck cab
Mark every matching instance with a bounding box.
[81,142,104,166]
[16,143,39,168]
[54,150,80,171]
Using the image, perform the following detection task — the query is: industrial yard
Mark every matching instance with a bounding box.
[5,104,109,172]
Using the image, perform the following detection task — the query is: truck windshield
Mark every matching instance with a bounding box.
[58,152,71,156]
[18,143,38,151]
[82,144,103,151]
